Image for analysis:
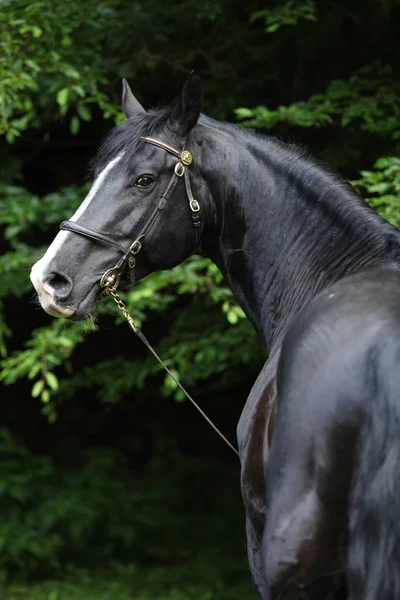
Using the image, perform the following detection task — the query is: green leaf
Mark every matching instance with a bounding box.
[56,88,70,107]
[227,310,239,325]
[31,380,44,398]
[41,389,50,403]
[235,107,254,119]
[69,116,80,134]
[77,105,91,121]
[45,372,59,391]
[57,336,75,348]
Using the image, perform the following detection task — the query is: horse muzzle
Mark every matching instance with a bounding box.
[30,260,75,318]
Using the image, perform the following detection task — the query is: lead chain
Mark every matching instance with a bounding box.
[109,288,139,333]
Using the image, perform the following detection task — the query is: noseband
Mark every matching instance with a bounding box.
[59,137,201,293]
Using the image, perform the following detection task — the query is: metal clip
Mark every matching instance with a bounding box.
[129,256,136,269]
[174,162,185,177]
[100,268,120,293]
[189,199,200,212]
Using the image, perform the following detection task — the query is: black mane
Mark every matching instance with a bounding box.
[88,109,398,249]
[199,115,399,246]
[87,107,173,178]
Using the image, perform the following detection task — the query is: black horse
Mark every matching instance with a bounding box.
[31,73,400,599]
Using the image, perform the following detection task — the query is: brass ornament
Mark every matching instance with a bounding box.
[181,150,193,165]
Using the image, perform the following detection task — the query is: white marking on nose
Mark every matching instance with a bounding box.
[42,280,53,298]
[30,152,125,297]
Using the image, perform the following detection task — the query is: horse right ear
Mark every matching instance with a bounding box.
[122,78,146,118]
[169,71,203,137]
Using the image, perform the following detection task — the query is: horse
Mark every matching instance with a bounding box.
[30,72,400,599]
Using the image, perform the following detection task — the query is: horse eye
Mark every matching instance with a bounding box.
[135,175,154,188]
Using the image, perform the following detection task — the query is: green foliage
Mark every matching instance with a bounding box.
[236,64,400,139]
[1,319,95,419]
[58,309,260,404]
[0,429,149,574]
[0,184,90,358]
[353,156,400,228]
[2,558,257,600]
[251,0,316,33]
[0,0,124,141]
[0,429,249,589]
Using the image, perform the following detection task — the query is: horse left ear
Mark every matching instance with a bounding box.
[122,78,146,118]
[170,71,203,137]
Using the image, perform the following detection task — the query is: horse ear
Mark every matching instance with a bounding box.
[170,71,203,137]
[122,78,146,118]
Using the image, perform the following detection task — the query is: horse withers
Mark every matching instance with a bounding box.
[31,72,400,599]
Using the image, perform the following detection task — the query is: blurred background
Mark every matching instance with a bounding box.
[1,0,400,598]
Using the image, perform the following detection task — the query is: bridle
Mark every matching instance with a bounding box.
[60,136,201,293]
[58,136,240,458]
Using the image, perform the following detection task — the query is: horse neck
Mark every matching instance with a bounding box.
[195,117,400,352]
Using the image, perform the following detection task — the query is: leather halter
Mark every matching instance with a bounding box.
[59,136,201,292]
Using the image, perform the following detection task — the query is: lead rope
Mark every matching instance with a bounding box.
[108,286,240,458]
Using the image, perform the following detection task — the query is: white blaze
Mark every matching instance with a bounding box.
[30,152,125,314]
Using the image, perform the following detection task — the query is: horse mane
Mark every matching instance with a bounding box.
[199,115,398,244]
[88,108,397,247]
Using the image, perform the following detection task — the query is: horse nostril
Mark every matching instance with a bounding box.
[44,272,73,300]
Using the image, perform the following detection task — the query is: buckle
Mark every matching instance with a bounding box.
[189,199,200,212]
[174,162,185,177]
[129,240,142,255]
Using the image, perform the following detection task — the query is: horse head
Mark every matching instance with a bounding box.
[31,72,205,319]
